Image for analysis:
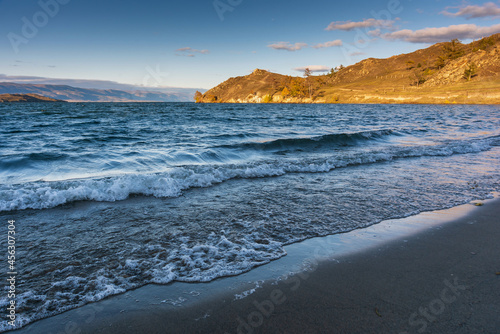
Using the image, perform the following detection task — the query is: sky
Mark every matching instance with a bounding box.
[1,0,500,90]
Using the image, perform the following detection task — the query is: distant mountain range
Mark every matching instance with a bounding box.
[0,82,201,102]
[198,34,500,104]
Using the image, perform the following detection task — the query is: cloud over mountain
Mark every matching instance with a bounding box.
[441,2,500,19]
[293,65,331,72]
[383,23,500,43]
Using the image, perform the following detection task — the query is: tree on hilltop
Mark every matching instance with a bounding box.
[303,68,313,98]
[443,39,464,60]
[303,68,312,78]
[435,39,465,70]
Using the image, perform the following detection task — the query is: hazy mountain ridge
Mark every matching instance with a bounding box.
[198,34,500,104]
[0,82,198,102]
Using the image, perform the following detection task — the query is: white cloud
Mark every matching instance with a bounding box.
[326,18,395,31]
[441,2,500,19]
[368,29,382,37]
[293,65,331,72]
[176,47,210,57]
[383,23,500,43]
[349,52,366,57]
[312,39,343,48]
[268,42,308,51]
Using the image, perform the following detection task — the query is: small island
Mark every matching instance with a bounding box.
[0,93,66,102]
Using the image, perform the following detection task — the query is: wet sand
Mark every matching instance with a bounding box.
[16,198,500,334]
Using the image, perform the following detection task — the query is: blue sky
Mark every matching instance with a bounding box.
[1,0,500,89]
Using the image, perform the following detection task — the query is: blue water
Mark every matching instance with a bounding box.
[0,103,499,331]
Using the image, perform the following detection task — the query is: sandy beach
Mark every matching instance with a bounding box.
[15,197,500,334]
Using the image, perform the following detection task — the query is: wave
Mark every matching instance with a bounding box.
[1,136,498,212]
[217,129,399,152]
[0,232,287,332]
[0,152,70,170]
[0,130,399,176]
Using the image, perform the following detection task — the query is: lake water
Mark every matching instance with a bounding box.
[0,103,499,331]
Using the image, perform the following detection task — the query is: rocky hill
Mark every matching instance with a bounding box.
[198,34,500,104]
[0,93,65,102]
[0,83,195,102]
[197,69,289,103]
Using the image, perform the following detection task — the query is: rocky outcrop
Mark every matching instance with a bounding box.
[200,69,288,103]
[424,45,500,87]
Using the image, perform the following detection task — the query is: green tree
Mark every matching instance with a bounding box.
[475,36,495,51]
[303,68,312,78]
[262,94,273,103]
[289,78,307,97]
[435,39,465,70]
[435,55,447,69]
[406,60,415,70]
[410,70,426,87]
[463,62,478,81]
[303,68,313,98]
[443,39,464,60]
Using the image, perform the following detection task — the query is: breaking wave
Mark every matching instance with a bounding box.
[1,135,497,212]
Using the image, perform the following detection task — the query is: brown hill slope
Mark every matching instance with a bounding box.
[199,69,288,103]
[198,34,500,104]
[0,93,65,102]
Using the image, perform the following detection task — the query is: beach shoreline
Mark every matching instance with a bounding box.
[14,196,500,334]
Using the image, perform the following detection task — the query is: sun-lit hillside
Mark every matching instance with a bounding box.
[198,34,500,104]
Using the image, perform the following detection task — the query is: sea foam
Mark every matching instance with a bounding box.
[1,135,497,212]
